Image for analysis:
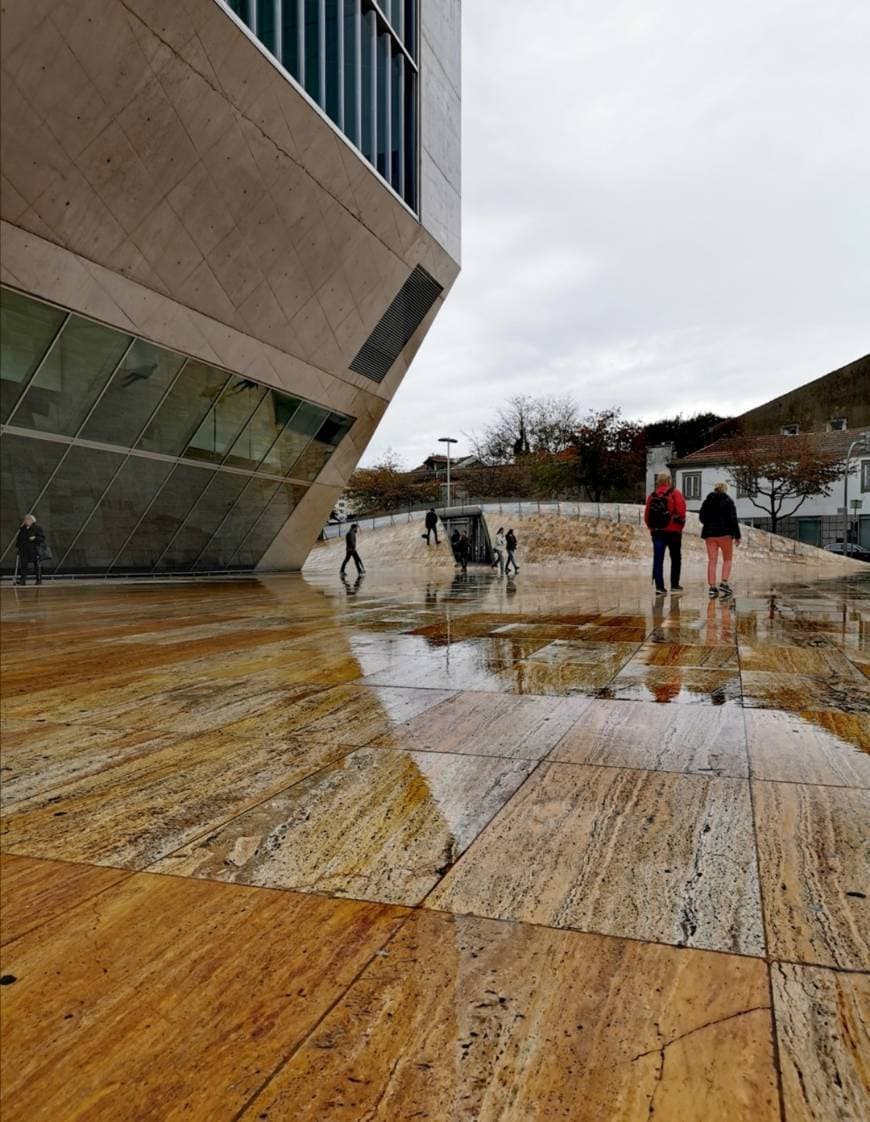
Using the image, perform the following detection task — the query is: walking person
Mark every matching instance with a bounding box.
[340,522,365,577]
[450,528,461,563]
[699,482,741,598]
[643,472,686,594]
[491,527,506,574]
[505,528,519,574]
[457,531,471,572]
[16,513,46,585]
[424,508,440,545]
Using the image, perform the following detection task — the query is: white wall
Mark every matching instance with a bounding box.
[419,0,462,263]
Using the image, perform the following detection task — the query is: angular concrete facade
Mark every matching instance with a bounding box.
[0,0,460,573]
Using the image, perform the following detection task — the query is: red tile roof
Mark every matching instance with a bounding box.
[672,426,870,467]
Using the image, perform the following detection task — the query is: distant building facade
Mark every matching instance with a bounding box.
[0,0,460,575]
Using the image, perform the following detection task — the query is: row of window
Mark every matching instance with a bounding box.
[226,0,418,209]
[680,463,870,501]
[0,286,354,574]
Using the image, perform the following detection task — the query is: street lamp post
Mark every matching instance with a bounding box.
[438,436,458,507]
[843,433,870,554]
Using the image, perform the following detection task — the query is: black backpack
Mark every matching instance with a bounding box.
[647,488,673,530]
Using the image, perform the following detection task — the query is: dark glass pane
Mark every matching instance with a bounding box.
[231,482,307,568]
[224,390,301,471]
[0,434,67,570]
[292,412,351,481]
[228,0,251,21]
[1,289,66,424]
[325,0,341,123]
[156,471,248,571]
[281,0,302,78]
[343,0,359,144]
[304,0,322,103]
[259,400,326,477]
[80,341,186,448]
[184,377,264,465]
[13,316,131,437]
[404,0,415,55]
[391,51,403,190]
[137,360,229,456]
[256,0,276,52]
[62,456,173,572]
[194,476,279,570]
[360,9,375,160]
[35,446,125,571]
[376,31,390,178]
[111,464,212,572]
[404,67,416,207]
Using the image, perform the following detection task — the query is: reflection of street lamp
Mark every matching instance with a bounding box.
[439,436,458,507]
[843,433,870,552]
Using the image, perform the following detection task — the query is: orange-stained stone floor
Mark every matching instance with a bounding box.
[1,566,867,1120]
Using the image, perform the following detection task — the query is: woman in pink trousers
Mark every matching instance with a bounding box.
[699,482,741,597]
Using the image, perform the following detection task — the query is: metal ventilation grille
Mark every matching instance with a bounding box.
[349,266,444,383]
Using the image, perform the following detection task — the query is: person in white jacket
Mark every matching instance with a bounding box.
[491,527,506,575]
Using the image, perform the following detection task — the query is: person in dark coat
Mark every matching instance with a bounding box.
[450,528,461,561]
[505,528,519,574]
[340,522,365,577]
[16,514,46,585]
[424,508,439,545]
[456,531,471,571]
[699,482,741,597]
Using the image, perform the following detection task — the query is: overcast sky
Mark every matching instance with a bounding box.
[362,0,869,467]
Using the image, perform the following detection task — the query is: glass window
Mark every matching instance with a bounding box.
[391,51,404,192]
[35,446,126,571]
[1,288,66,423]
[404,65,416,207]
[0,434,67,569]
[61,456,174,572]
[360,8,376,161]
[230,482,307,568]
[184,377,265,464]
[228,0,252,21]
[256,0,277,52]
[796,518,822,547]
[193,476,279,570]
[376,30,390,179]
[111,463,213,572]
[12,316,132,437]
[861,460,870,493]
[259,400,327,476]
[156,470,248,571]
[304,0,323,103]
[682,472,702,501]
[325,0,342,125]
[281,0,302,79]
[343,0,359,144]
[223,390,301,471]
[137,360,229,456]
[292,411,351,480]
[80,341,186,448]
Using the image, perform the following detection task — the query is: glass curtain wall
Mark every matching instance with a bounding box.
[226,0,418,210]
[0,287,355,576]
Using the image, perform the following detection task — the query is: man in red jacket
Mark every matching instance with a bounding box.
[643,471,687,594]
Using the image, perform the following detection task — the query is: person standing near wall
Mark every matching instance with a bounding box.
[340,522,365,577]
[16,514,46,585]
[505,528,519,574]
[699,482,741,598]
[644,472,686,594]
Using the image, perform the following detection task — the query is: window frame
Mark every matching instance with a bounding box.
[681,471,702,501]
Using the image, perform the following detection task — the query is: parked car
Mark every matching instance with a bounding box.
[824,542,870,563]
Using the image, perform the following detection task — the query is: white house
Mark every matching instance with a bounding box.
[663,427,870,550]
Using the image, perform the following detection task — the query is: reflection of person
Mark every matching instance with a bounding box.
[16,514,46,585]
[644,472,686,594]
[424,508,439,545]
[340,522,365,577]
[505,529,519,574]
[491,527,506,575]
[699,482,741,598]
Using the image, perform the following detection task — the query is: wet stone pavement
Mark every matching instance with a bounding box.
[0,566,867,1121]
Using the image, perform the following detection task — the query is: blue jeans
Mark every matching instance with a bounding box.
[652,531,682,590]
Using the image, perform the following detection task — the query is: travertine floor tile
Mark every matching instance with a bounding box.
[629,642,739,668]
[371,690,590,759]
[753,780,869,968]
[0,853,128,947]
[0,873,406,1121]
[0,734,353,867]
[152,747,534,905]
[601,666,742,705]
[550,699,747,776]
[739,643,864,678]
[428,763,764,955]
[746,710,870,786]
[239,910,779,1122]
[772,962,869,1122]
[741,671,870,713]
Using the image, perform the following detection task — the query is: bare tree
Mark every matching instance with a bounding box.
[722,434,843,534]
[474,394,580,463]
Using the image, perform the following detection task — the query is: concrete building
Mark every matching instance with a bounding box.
[0,0,460,575]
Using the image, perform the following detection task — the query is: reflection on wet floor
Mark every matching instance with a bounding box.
[1,566,868,1120]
